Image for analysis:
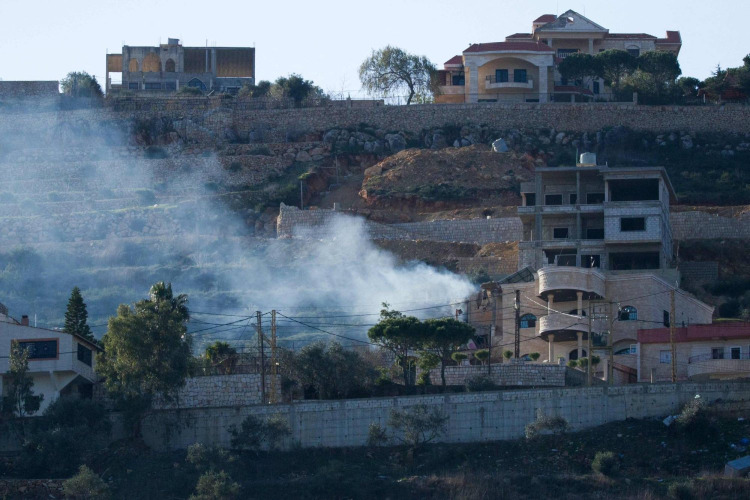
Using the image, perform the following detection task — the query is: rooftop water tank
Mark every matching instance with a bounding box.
[577,152,597,167]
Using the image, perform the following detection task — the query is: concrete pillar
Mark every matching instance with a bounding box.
[548,334,555,363]
[588,38,594,54]
[538,64,549,103]
[547,293,554,313]
[577,331,583,359]
[604,180,610,202]
[468,65,479,103]
[577,291,583,316]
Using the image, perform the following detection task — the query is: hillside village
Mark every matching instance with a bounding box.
[1,6,750,499]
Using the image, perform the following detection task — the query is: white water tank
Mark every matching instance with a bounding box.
[577,152,597,167]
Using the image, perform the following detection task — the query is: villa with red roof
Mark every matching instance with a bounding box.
[436,10,682,104]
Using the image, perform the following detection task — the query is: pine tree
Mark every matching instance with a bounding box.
[64,287,93,341]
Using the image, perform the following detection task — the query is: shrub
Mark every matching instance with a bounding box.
[229,414,290,452]
[675,396,711,437]
[668,481,695,500]
[567,360,579,368]
[473,349,490,365]
[529,352,541,361]
[590,355,601,366]
[465,374,496,392]
[177,86,203,96]
[189,470,240,500]
[367,422,389,447]
[525,409,569,439]
[591,451,619,476]
[388,404,449,448]
[62,465,110,500]
[502,350,513,360]
[451,352,468,364]
[186,443,231,472]
[578,357,590,369]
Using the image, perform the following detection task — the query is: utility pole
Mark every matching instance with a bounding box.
[489,290,497,375]
[299,181,304,210]
[514,290,520,359]
[257,311,266,404]
[270,310,278,404]
[670,288,677,383]
[608,302,615,385]
[587,302,593,386]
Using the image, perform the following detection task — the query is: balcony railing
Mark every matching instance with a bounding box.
[689,353,750,363]
[485,76,534,90]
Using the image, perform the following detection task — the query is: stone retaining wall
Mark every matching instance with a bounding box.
[136,381,750,450]
[0,479,64,498]
[427,363,566,387]
[153,374,279,409]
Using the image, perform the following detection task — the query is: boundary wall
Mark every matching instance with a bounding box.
[278,205,750,244]
[137,381,750,450]
[426,363,566,387]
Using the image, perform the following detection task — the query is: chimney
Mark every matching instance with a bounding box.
[21,315,29,326]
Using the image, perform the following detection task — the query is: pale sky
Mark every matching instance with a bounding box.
[0,0,746,97]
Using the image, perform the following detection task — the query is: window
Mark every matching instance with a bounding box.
[452,73,465,86]
[627,48,640,58]
[514,69,528,83]
[128,82,140,90]
[165,58,176,72]
[663,310,670,327]
[586,228,604,240]
[615,345,637,355]
[569,349,587,360]
[524,193,536,206]
[581,254,601,268]
[620,217,646,231]
[593,81,600,94]
[731,347,741,360]
[77,343,92,366]
[545,194,563,205]
[569,194,578,205]
[520,314,537,328]
[660,350,672,364]
[17,340,58,360]
[495,69,509,83]
[619,306,638,321]
[711,348,724,360]
[165,82,177,91]
[557,49,579,59]
[553,227,569,239]
[586,193,605,204]
[144,82,162,90]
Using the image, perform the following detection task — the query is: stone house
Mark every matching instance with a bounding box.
[466,153,713,383]
[637,323,750,382]
[105,38,254,95]
[0,304,100,414]
[436,9,681,103]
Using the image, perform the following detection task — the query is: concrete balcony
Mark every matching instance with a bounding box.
[438,85,465,95]
[687,357,750,381]
[485,78,534,90]
[538,266,606,300]
[539,313,586,341]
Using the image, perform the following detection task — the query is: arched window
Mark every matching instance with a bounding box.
[142,53,161,73]
[568,349,587,360]
[568,309,586,316]
[128,59,139,72]
[520,314,537,328]
[619,306,637,321]
[165,58,176,72]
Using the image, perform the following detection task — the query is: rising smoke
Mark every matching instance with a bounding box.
[0,103,475,347]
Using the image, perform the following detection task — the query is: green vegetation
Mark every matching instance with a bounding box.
[63,286,94,341]
[359,46,438,105]
[591,451,619,476]
[204,341,239,375]
[229,414,291,452]
[1,340,43,421]
[62,465,111,499]
[60,71,104,98]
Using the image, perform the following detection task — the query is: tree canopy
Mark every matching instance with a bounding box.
[96,282,192,433]
[64,286,94,342]
[596,50,637,94]
[359,46,438,105]
[367,304,428,386]
[558,53,601,86]
[269,74,327,106]
[2,340,43,419]
[423,318,476,388]
[60,71,103,98]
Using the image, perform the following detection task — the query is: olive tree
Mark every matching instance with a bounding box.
[359,46,438,104]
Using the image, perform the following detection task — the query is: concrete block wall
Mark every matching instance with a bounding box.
[136,381,750,450]
[426,363,566,387]
[153,374,280,410]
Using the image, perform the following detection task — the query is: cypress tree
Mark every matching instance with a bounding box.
[64,287,93,341]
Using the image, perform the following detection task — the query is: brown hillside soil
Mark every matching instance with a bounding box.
[359,146,534,211]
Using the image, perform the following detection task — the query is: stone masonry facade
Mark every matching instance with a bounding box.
[426,363,566,387]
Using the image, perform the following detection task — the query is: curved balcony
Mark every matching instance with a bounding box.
[687,357,750,381]
[539,313,587,342]
[537,266,605,301]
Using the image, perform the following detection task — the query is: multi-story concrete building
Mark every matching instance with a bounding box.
[468,154,713,383]
[105,38,254,94]
[0,304,100,414]
[436,9,681,103]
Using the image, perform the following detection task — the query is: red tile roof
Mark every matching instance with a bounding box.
[444,55,463,66]
[534,14,557,23]
[464,41,554,54]
[638,323,750,344]
[506,33,533,39]
[606,33,657,39]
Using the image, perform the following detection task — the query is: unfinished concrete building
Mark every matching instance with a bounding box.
[105,38,254,94]
[469,154,714,383]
